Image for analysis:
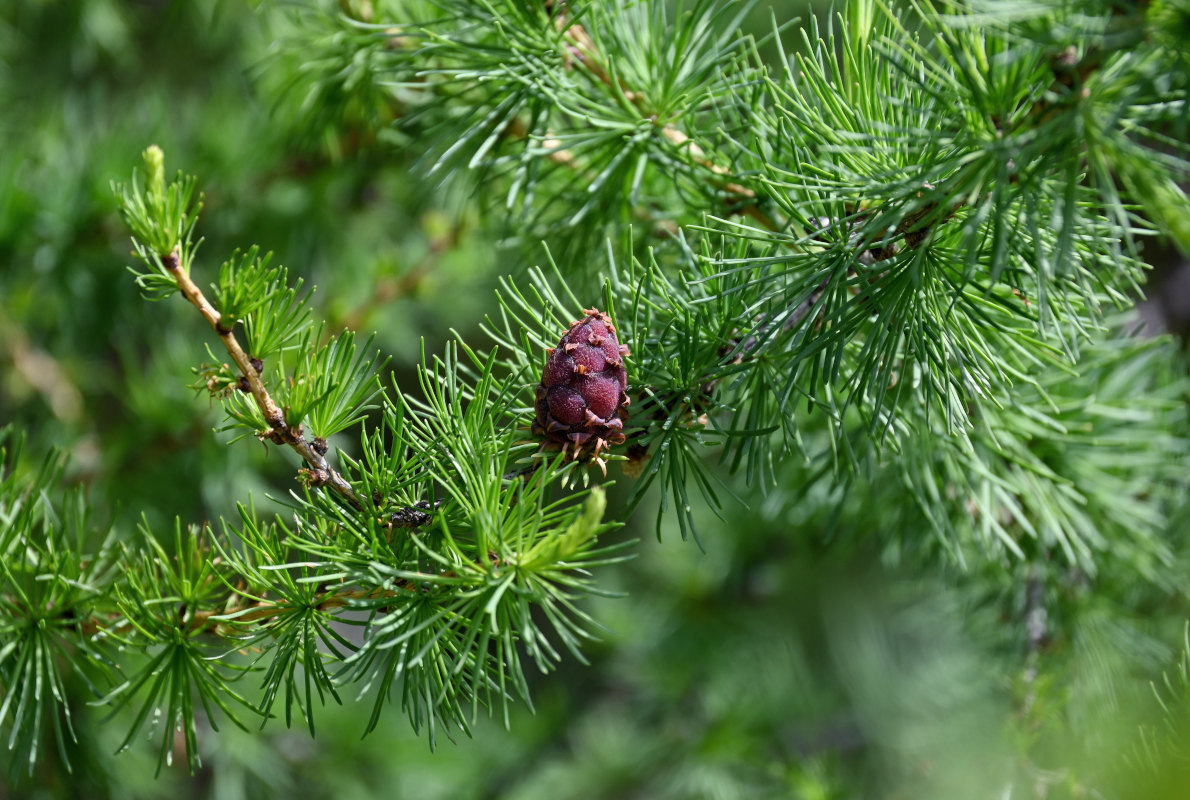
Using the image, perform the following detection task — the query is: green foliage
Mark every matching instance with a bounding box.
[242,272,313,360]
[1134,624,1190,793]
[41,139,637,770]
[102,522,253,775]
[899,329,1190,572]
[212,247,284,331]
[297,329,386,438]
[0,430,118,777]
[114,146,203,297]
[209,503,348,737]
[5,0,1190,796]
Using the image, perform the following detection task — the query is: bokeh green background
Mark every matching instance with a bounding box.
[2,2,1189,798]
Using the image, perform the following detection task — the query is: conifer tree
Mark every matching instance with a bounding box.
[3,0,1190,796]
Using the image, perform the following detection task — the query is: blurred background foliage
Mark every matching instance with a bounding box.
[2,0,1190,798]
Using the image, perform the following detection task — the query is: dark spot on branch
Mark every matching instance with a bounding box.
[387,499,441,530]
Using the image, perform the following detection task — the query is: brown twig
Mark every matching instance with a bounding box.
[501,116,683,237]
[554,12,778,231]
[657,128,778,231]
[162,249,363,510]
[72,584,409,639]
[187,585,406,634]
[505,116,585,172]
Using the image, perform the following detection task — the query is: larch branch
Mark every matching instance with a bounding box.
[161,249,363,510]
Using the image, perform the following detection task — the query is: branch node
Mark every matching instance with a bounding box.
[299,467,331,488]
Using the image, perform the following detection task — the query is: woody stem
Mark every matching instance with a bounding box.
[162,248,364,510]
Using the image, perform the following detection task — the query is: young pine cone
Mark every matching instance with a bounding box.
[533,308,630,462]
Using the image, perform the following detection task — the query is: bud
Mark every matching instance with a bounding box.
[143,144,165,202]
